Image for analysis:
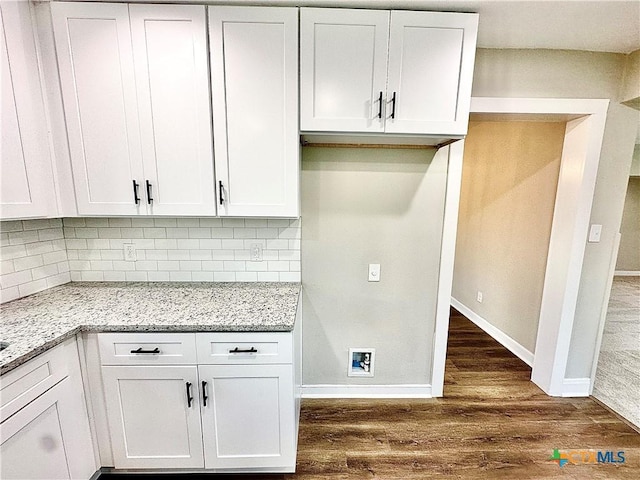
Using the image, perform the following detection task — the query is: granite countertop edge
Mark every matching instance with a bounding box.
[0,282,300,376]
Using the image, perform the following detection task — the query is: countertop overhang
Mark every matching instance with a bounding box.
[0,282,301,375]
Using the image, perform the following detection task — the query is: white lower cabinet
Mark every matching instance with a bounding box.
[200,364,295,469]
[101,365,204,469]
[98,332,299,473]
[0,339,96,480]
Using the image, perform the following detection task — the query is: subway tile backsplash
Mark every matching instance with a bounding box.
[63,217,301,284]
[0,219,70,303]
[1,217,301,303]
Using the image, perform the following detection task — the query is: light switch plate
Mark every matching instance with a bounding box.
[588,224,602,243]
[368,264,380,282]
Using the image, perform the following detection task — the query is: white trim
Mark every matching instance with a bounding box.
[533,104,608,396]
[470,97,609,116]
[448,97,609,398]
[613,271,640,276]
[431,142,465,397]
[561,378,591,397]
[450,297,534,366]
[301,384,432,399]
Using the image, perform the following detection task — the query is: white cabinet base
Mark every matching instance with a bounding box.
[0,340,97,480]
[102,365,204,469]
[200,364,296,470]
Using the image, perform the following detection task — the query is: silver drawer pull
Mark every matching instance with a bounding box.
[131,347,160,354]
[229,347,257,354]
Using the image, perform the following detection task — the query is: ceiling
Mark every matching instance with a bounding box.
[124,0,639,53]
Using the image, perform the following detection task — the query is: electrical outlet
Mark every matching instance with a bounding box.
[368,264,380,282]
[250,243,263,262]
[476,291,483,303]
[123,244,136,262]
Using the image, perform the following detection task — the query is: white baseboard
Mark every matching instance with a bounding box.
[301,384,432,399]
[561,378,591,397]
[614,271,640,276]
[451,297,535,367]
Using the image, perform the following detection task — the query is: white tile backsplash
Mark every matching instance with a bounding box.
[63,217,301,284]
[0,217,301,303]
[0,219,70,303]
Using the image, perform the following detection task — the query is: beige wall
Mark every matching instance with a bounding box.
[630,144,640,177]
[620,49,640,106]
[301,146,446,385]
[453,121,565,352]
[472,49,638,378]
[616,177,640,272]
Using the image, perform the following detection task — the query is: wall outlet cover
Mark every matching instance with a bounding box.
[123,244,136,262]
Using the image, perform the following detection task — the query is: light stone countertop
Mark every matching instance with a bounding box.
[0,282,301,375]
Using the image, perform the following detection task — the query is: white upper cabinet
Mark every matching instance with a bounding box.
[52,2,143,216]
[300,8,389,133]
[300,8,479,138]
[1,1,57,220]
[52,2,215,216]
[386,11,478,135]
[130,5,214,216]
[209,7,299,217]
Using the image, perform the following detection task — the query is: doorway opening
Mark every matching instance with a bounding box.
[431,98,610,397]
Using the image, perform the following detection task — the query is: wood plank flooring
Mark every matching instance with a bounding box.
[100,309,640,479]
[287,309,640,479]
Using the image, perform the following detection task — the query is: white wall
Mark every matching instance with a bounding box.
[301,146,447,385]
[472,49,638,379]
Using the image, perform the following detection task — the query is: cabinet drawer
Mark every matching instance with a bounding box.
[1,340,71,423]
[98,333,197,365]
[196,333,292,365]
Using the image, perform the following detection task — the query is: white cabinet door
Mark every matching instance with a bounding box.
[209,7,299,217]
[51,2,144,215]
[200,364,296,470]
[385,11,478,135]
[0,1,56,220]
[130,5,215,216]
[300,8,390,133]
[0,377,95,480]
[102,365,204,469]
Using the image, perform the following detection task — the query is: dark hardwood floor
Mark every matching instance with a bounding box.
[100,308,640,479]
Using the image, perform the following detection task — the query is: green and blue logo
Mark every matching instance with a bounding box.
[549,449,625,467]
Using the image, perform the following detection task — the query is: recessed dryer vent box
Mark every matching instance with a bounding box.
[348,348,375,377]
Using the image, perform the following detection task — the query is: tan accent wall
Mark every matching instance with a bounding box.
[616,177,640,272]
[453,121,565,352]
